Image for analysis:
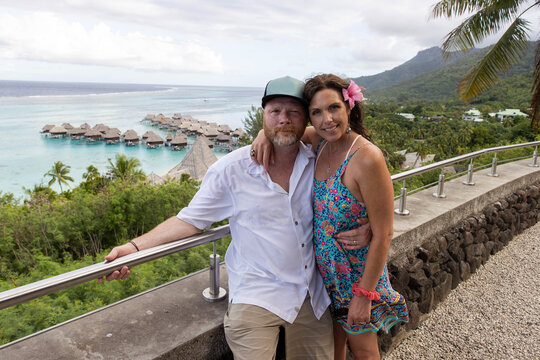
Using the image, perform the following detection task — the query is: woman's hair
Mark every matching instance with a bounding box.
[303,74,368,139]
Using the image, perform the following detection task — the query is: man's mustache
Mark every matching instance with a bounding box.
[274,125,296,133]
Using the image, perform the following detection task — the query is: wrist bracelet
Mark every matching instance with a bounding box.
[129,240,140,252]
[351,283,380,301]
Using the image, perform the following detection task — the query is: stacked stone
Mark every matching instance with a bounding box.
[377,183,540,355]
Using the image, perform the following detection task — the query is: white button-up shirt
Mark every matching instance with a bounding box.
[177,144,330,323]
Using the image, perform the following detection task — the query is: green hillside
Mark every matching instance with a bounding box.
[351,46,464,91]
[366,42,537,108]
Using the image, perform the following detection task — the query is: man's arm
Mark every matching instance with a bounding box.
[99,216,201,282]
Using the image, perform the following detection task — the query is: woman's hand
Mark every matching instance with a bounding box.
[347,295,372,327]
[251,129,274,170]
[335,218,371,250]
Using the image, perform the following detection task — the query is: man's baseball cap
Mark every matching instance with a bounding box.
[261,76,307,108]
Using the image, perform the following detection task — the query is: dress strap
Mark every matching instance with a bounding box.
[344,135,361,161]
[315,140,328,170]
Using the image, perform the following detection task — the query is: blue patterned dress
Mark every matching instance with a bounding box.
[313,139,408,334]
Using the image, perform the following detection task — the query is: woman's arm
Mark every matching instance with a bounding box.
[345,144,394,326]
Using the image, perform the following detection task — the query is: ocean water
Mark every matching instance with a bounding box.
[0,80,262,199]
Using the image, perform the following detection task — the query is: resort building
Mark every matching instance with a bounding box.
[462,108,483,122]
[397,113,415,121]
[491,109,529,120]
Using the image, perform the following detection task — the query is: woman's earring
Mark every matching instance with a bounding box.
[346,127,351,134]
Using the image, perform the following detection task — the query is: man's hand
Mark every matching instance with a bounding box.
[98,243,136,283]
[335,218,371,250]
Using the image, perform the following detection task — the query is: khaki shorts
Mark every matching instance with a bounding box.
[223,295,333,360]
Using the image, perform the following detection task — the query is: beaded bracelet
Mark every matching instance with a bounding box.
[129,240,140,252]
[351,283,380,301]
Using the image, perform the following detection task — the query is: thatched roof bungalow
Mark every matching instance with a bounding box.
[171,133,188,146]
[49,125,68,135]
[41,124,55,133]
[84,128,103,140]
[61,123,74,130]
[68,127,87,137]
[219,124,232,134]
[104,130,121,140]
[216,133,231,142]
[80,122,91,130]
[168,136,217,181]
[146,133,164,146]
[202,126,219,138]
[93,124,110,133]
[232,128,245,137]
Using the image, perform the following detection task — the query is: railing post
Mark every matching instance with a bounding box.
[432,172,446,198]
[463,158,475,185]
[202,241,227,302]
[394,180,410,216]
[529,146,539,167]
[488,153,499,177]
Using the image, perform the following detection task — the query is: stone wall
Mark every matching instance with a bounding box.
[378,182,540,355]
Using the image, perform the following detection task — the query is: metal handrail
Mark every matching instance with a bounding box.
[1,141,538,310]
[390,141,540,182]
[392,141,540,215]
[0,225,230,310]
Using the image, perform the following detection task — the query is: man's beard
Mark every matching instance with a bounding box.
[264,125,302,146]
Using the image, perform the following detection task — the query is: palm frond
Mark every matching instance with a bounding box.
[431,0,488,18]
[531,41,540,130]
[432,0,531,18]
[458,17,530,101]
[441,5,525,57]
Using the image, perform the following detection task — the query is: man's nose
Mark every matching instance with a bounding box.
[278,112,292,124]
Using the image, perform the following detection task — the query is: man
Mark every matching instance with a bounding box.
[103,76,370,359]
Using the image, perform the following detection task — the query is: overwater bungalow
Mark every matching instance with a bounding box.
[84,128,103,142]
[171,133,188,151]
[61,123,74,130]
[165,131,173,146]
[80,122,91,130]
[68,127,86,140]
[232,128,245,138]
[49,125,68,138]
[202,126,219,138]
[41,124,55,134]
[123,129,140,146]
[142,130,155,142]
[219,124,232,134]
[93,124,110,134]
[172,113,182,120]
[216,133,231,143]
[146,133,164,149]
[109,128,121,135]
[104,130,121,144]
[142,114,155,123]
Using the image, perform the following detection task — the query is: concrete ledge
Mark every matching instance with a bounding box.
[0,266,230,360]
[389,159,540,261]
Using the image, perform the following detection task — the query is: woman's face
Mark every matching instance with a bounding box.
[308,88,351,142]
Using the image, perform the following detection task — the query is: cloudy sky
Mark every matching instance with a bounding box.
[0,1,538,87]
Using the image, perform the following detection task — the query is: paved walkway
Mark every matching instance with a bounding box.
[386,221,540,360]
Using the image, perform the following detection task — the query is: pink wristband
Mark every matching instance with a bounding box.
[351,283,380,301]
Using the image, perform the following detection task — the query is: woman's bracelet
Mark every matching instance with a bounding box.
[351,283,380,301]
[129,240,140,252]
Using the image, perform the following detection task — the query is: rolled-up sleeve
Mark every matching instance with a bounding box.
[177,165,234,229]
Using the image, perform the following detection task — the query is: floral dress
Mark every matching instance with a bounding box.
[313,139,409,334]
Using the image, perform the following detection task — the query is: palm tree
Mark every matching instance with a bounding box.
[107,154,145,182]
[431,0,540,129]
[45,161,74,193]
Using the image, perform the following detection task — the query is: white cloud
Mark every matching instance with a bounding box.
[0,12,224,73]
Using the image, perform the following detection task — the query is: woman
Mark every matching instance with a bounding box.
[253,74,408,359]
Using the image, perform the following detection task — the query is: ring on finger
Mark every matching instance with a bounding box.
[250,149,256,157]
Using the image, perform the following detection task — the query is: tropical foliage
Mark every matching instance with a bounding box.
[44,161,74,193]
[431,0,540,129]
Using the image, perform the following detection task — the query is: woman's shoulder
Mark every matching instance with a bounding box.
[349,139,385,169]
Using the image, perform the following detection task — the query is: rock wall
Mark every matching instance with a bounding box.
[378,182,540,355]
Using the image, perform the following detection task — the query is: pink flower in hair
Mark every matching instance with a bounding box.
[342,80,364,108]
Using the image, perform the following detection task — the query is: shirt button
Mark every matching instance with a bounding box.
[304,265,307,269]
[295,221,299,225]
[301,243,305,247]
